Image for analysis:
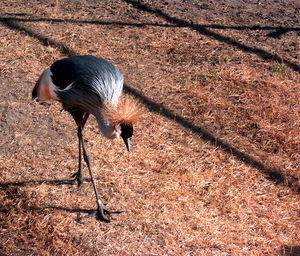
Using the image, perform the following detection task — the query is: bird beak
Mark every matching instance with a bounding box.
[122,137,130,152]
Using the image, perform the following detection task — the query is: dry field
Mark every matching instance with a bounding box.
[0,0,299,255]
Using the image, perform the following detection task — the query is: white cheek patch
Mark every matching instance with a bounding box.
[114,130,120,138]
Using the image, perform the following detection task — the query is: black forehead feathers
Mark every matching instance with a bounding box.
[121,123,133,139]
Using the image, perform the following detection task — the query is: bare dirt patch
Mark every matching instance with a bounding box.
[0,0,299,255]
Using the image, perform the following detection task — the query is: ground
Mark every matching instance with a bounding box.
[0,0,299,255]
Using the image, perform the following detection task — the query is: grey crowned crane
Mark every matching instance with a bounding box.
[32,55,141,222]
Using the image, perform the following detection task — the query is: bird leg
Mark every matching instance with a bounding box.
[71,127,84,190]
[78,123,122,222]
[71,113,89,190]
[79,204,122,222]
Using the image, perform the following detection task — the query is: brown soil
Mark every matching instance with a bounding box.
[0,0,299,255]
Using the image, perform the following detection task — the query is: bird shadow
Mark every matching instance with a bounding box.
[0,176,103,188]
[0,177,105,219]
[29,205,95,216]
[280,246,300,256]
[0,178,122,222]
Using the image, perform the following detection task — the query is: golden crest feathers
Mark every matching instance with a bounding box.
[102,95,142,125]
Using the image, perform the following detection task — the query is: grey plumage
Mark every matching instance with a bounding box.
[53,56,123,134]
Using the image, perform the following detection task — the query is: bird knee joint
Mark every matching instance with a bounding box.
[84,155,89,162]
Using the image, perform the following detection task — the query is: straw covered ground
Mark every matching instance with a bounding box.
[0,0,299,255]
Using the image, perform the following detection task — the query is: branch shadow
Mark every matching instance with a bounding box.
[122,0,300,72]
[267,28,295,38]
[1,15,300,32]
[0,10,298,193]
[0,18,76,57]
[1,9,299,70]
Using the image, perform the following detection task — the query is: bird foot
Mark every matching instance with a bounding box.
[79,205,123,223]
[71,171,84,191]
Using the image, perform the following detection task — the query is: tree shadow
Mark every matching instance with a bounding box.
[124,85,300,193]
[122,0,300,72]
[1,15,300,32]
[0,18,76,57]
[1,11,300,65]
[267,28,295,38]
[3,12,27,17]
[1,8,299,70]
[0,9,299,193]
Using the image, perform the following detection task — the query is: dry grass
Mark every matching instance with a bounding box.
[0,0,299,255]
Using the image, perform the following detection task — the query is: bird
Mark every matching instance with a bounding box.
[32,55,141,222]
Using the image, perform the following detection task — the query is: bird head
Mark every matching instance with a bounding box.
[102,95,142,152]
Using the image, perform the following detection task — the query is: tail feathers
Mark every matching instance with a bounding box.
[32,81,39,99]
[32,72,43,100]
[32,68,56,101]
